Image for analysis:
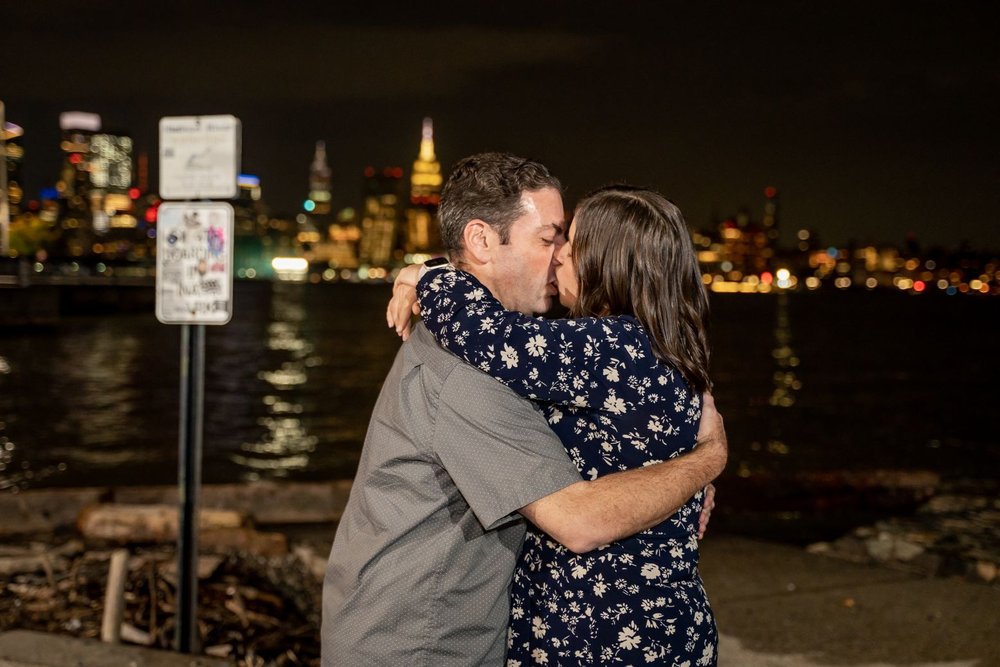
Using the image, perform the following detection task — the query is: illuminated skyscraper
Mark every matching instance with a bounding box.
[307,140,333,217]
[54,112,137,258]
[762,186,779,243]
[405,118,442,252]
[358,167,403,267]
[3,121,24,217]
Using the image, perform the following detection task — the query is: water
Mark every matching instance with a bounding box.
[1,283,998,540]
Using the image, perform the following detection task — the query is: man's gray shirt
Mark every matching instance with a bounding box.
[322,323,581,666]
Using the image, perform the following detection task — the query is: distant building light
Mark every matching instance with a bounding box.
[59,111,102,132]
[764,186,778,199]
[271,258,308,282]
[2,122,24,140]
[238,174,261,188]
[303,199,316,212]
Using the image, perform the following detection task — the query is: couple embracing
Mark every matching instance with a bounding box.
[323,152,727,666]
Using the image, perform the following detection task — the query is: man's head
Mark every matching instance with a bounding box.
[438,153,565,314]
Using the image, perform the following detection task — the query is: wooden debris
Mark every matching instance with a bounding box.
[77,504,245,543]
[100,549,129,643]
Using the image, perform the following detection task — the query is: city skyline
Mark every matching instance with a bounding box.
[4,1,998,249]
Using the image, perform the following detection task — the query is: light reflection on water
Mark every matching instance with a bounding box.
[0,285,997,504]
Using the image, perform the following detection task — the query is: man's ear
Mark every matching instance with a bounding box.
[462,219,496,265]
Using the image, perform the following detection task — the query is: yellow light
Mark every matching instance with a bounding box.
[776,269,790,281]
[805,277,820,289]
[271,257,308,272]
[970,280,983,290]
[936,279,948,289]
[865,277,877,289]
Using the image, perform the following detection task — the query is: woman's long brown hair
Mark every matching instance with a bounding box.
[570,185,712,393]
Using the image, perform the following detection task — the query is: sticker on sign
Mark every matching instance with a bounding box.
[159,115,241,200]
[156,202,235,325]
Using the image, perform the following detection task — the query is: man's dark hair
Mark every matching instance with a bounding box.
[438,152,562,257]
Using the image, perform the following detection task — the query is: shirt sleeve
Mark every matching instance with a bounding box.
[433,362,583,531]
[418,268,651,413]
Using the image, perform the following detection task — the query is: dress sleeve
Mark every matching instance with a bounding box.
[417,268,650,412]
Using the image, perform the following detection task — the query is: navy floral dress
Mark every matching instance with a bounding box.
[417,269,717,667]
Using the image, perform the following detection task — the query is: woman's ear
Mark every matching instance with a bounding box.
[462,219,495,265]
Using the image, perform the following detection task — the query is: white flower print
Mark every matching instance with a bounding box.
[603,392,627,414]
[530,647,549,664]
[501,343,519,368]
[618,622,642,650]
[531,616,549,639]
[640,563,661,580]
[603,365,620,383]
[526,334,547,357]
[479,316,496,333]
[465,286,485,301]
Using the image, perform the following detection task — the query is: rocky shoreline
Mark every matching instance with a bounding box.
[807,489,1000,585]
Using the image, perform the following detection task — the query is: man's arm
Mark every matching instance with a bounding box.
[521,394,727,554]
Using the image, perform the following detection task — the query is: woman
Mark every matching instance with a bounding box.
[394,185,716,666]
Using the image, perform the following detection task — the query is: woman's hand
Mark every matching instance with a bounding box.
[697,483,715,539]
[386,264,424,341]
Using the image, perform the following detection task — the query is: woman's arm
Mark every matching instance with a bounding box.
[418,268,653,410]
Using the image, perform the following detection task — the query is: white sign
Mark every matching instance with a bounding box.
[159,115,240,200]
[156,202,234,325]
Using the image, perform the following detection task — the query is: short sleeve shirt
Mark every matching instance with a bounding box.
[321,323,582,666]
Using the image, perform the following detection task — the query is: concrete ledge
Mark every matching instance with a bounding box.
[0,630,226,667]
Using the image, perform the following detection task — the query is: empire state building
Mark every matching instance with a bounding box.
[405,118,442,252]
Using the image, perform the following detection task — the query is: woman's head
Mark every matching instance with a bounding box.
[556,184,712,392]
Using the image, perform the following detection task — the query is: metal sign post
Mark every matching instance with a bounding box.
[156,115,239,654]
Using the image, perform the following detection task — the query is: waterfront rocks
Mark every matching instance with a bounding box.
[809,492,1000,585]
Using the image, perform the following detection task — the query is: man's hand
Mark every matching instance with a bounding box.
[386,265,423,340]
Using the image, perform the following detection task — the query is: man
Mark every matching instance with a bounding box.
[322,153,726,666]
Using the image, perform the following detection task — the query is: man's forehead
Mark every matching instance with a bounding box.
[516,188,566,232]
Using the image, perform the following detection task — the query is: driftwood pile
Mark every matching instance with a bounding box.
[0,500,332,666]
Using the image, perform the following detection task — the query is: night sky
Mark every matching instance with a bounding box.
[5,1,999,249]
